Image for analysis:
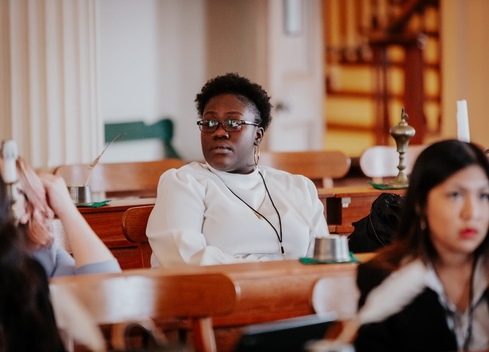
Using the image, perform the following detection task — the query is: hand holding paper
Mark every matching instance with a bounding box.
[2,140,18,183]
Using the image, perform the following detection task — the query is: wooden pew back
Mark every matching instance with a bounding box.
[259,150,351,188]
[171,259,365,351]
[359,145,426,183]
[50,270,238,352]
[53,159,187,198]
[122,205,154,268]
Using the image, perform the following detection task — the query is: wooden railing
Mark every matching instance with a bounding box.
[323,0,441,147]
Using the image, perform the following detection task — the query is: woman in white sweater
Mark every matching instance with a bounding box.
[147,73,329,267]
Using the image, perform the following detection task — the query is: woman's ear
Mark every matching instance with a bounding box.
[254,127,264,146]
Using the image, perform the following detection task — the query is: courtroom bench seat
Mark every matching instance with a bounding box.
[134,259,372,352]
[53,159,187,199]
[259,150,351,188]
[50,270,237,352]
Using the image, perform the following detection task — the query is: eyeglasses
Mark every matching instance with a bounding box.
[197,119,260,133]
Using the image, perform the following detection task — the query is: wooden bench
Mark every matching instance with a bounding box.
[359,144,426,184]
[53,159,187,198]
[259,150,351,188]
[121,207,376,351]
[122,205,154,268]
[50,270,237,352]
[130,259,371,352]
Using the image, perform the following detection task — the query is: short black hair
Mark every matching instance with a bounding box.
[195,73,273,131]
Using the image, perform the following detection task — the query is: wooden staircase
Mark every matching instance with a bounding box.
[323,0,441,154]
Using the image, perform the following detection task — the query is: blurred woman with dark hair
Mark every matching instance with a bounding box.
[346,140,489,351]
[0,175,66,351]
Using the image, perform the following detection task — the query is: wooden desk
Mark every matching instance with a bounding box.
[78,198,155,269]
[118,257,372,352]
[78,186,402,269]
[147,258,362,324]
[203,254,367,350]
[318,185,405,235]
[212,259,355,351]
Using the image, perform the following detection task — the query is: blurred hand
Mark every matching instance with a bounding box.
[39,173,117,265]
[39,174,76,218]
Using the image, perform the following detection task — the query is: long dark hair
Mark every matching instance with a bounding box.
[371,139,489,269]
[0,177,65,351]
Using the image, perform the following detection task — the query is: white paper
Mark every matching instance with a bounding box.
[457,100,470,142]
[2,140,18,183]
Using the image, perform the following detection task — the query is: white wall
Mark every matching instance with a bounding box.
[205,0,265,81]
[441,0,489,148]
[0,0,323,168]
[98,0,324,164]
[3,0,489,169]
[98,0,206,162]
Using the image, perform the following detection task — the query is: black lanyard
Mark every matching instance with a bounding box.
[215,170,285,258]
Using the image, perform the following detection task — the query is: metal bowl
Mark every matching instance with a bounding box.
[68,185,93,206]
[313,235,350,262]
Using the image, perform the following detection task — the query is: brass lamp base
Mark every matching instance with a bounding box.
[388,172,410,189]
[388,109,416,189]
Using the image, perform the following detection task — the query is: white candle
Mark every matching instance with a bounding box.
[457,100,470,142]
[2,140,18,183]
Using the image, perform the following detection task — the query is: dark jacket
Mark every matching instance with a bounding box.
[354,261,459,352]
[348,193,403,253]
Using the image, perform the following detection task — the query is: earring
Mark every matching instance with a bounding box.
[254,145,260,166]
[420,218,426,231]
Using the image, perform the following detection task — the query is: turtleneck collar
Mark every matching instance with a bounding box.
[206,163,262,189]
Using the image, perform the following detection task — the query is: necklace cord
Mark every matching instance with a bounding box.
[259,172,284,255]
[216,170,284,257]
